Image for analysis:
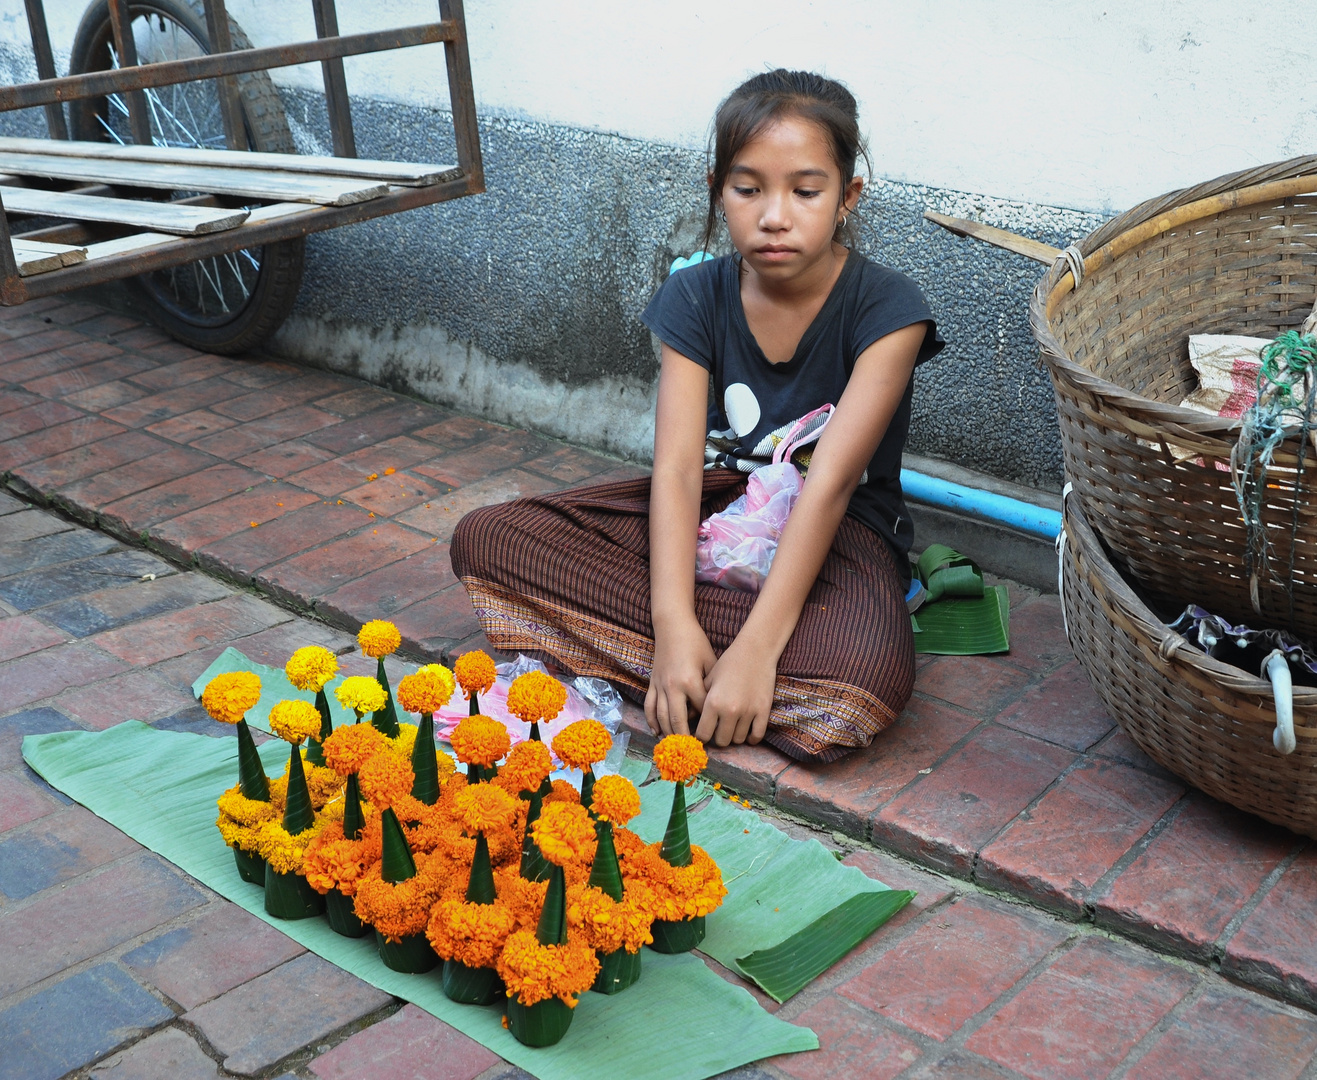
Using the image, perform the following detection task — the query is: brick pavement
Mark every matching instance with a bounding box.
[3,297,1317,1077]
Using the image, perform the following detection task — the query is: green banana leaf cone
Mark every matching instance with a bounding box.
[469,691,481,717]
[342,772,365,840]
[324,887,369,937]
[580,766,596,814]
[593,946,642,995]
[305,688,333,767]
[648,913,706,954]
[506,994,574,1047]
[264,863,326,919]
[371,657,400,737]
[588,820,624,900]
[232,845,266,886]
[376,930,438,973]
[519,791,551,883]
[442,958,504,1005]
[380,807,418,883]
[235,719,270,802]
[410,713,440,805]
[282,746,315,835]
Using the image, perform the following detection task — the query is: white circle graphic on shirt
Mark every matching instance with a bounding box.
[723,383,761,437]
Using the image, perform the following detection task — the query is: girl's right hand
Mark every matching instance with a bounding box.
[645,620,717,736]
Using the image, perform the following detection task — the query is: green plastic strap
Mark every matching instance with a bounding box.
[735,890,914,1003]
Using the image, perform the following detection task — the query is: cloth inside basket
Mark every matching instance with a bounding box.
[1169,605,1317,685]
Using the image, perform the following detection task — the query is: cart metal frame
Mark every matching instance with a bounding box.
[0,0,484,305]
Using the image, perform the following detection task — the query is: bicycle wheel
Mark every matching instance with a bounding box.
[67,0,304,354]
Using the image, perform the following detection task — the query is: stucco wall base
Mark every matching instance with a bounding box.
[273,313,657,462]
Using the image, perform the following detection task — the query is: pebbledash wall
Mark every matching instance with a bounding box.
[2,1,1317,490]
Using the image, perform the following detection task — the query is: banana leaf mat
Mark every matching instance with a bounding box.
[21,722,908,1078]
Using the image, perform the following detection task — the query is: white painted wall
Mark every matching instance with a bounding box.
[2,1,1315,213]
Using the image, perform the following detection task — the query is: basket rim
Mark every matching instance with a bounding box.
[1029,155,1317,437]
[1063,495,1317,706]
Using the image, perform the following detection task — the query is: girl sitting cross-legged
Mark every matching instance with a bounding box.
[451,69,944,763]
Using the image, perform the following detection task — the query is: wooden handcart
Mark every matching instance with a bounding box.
[0,0,483,352]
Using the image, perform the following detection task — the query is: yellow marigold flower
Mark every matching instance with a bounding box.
[590,774,640,825]
[396,665,455,715]
[357,619,401,659]
[322,722,389,776]
[427,898,518,968]
[335,675,387,716]
[201,671,262,724]
[532,801,596,867]
[653,733,707,783]
[358,752,414,810]
[267,699,324,744]
[390,722,418,762]
[551,718,611,770]
[253,816,327,875]
[284,646,338,693]
[496,930,599,1007]
[455,783,519,834]
[505,670,568,726]
[453,649,497,698]
[495,740,552,796]
[216,785,279,828]
[450,715,511,767]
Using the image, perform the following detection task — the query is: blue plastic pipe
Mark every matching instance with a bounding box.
[901,469,1062,540]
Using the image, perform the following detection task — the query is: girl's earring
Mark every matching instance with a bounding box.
[838,214,849,231]
[719,209,727,223]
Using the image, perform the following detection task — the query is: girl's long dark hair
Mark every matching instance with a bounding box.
[701,69,871,255]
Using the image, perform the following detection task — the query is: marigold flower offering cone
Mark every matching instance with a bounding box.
[372,808,438,972]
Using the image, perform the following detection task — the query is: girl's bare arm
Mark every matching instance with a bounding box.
[645,344,718,736]
[696,322,927,747]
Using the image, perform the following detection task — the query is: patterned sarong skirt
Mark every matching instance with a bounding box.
[449,470,914,763]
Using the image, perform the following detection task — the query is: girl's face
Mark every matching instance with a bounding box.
[719,114,861,282]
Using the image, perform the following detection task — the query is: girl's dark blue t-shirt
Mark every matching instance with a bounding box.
[640,250,944,577]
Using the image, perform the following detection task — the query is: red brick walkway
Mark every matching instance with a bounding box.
[3,296,1317,1078]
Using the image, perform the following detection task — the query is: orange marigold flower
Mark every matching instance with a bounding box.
[496,930,599,1007]
[532,801,596,867]
[427,898,517,968]
[590,774,640,825]
[357,619,401,659]
[396,665,455,715]
[353,854,444,942]
[201,671,262,725]
[551,718,611,770]
[334,675,387,716]
[623,842,727,921]
[495,740,552,796]
[284,645,338,693]
[267,699,323,744]
[450,715,510,767]
[455,783,519,834]
[567,882,654,954]
[653,733,707,783]
[453,650,497,697]
[358,752,414,810]
[544,778,581,805]
[303,819,378,896]
[494,866,550,931]
[322,722,389,776]
[506,670,568,726]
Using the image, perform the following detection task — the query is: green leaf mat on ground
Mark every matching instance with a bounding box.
[911,543,1011,655]
[22,723,817,1080]
[618,758,913,992]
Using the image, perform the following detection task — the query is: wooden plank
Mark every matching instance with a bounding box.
[13,237,87,266]
[10,238,86,276]
[0,137,460,187]
[79,203,316,265]
[923,210,1060,265]
[0,151,388,207]
[0,185,248,235]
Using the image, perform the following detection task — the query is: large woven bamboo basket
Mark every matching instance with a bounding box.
[1062,496,1316,836]
[1031,156,1317,640]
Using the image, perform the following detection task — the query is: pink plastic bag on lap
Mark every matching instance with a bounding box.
[695,405,834,594]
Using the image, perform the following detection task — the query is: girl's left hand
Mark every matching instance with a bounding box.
[697,642,775,747]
